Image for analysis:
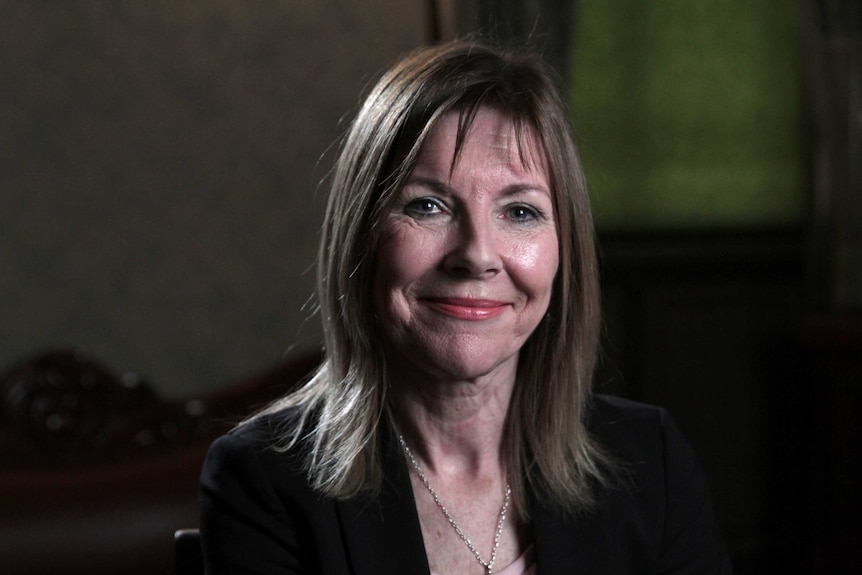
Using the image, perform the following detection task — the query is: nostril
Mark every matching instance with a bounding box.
[443,248,501,278]
[442,216,503,277]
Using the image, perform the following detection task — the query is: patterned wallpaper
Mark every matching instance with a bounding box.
[0,1,427,398]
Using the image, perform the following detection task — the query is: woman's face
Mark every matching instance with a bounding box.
[373,107,559,384]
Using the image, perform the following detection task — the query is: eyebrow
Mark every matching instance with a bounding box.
[404,175,551,198]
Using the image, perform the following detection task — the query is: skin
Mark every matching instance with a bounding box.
[374,107,559,574]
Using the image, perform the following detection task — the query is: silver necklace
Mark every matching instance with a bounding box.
[398,434,511,575]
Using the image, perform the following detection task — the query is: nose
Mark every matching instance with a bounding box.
[443,213,503,278]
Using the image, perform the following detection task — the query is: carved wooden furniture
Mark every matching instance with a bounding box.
[0,348,320,575]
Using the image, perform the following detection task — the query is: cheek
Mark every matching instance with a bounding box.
[373,227,438,305]
[372,240,401,314]
[509,233,559,294]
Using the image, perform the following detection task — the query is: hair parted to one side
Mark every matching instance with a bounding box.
[254,40,611,516]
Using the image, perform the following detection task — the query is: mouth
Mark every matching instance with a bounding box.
[421,297,509,320]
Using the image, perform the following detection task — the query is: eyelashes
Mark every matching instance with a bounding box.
[403,197,444,218]
[401,196,548,226]
[505,204,543,223]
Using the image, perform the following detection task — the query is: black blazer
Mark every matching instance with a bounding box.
[199,395,732,574]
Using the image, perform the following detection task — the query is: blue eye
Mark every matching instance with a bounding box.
[404,198,443,218]
[507,205,540,222]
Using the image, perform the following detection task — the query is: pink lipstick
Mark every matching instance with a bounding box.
[423,297,508,320]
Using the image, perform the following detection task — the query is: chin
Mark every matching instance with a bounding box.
[408,345,520,384]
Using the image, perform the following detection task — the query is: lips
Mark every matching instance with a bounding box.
[422,297,509,320]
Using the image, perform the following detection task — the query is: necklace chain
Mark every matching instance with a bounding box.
[398,434,511,575]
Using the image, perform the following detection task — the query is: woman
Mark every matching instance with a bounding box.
[200,41,732,574]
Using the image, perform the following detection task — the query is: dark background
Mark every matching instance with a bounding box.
[1,1,859,572]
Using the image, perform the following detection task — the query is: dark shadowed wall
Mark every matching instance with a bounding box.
[1,1,427,397]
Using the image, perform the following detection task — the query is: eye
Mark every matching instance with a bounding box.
[404,197,444,218]
[506,204,541,223]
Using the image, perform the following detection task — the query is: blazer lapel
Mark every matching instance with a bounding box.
[335,433,624,575]
[336,430,431,575]
[531,488,619,573]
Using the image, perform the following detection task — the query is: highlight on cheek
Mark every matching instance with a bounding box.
[513,238,552,267]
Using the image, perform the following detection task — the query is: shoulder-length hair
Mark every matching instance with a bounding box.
[259,40,609,515]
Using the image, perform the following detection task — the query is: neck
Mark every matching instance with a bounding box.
[389,367,516,479]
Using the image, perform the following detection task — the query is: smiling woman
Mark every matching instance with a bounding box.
[199,40,732,575]
[374,108,558,386]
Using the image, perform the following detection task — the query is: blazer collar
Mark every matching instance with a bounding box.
[336,426,431,575]
[335,432,617,575]
[530,486,619,573]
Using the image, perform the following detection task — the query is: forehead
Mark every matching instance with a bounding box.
[417,107,547,175]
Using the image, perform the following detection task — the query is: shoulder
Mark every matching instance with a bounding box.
[585,393,690,468]
[206,411,297,465]
[584,394,708,511]
[576,395,732,572]
[586,393,667,429]
[216,410,301,452]
[200,408,318,510]
[199,412,348,572]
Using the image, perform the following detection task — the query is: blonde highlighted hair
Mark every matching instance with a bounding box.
[256,40,610,515]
